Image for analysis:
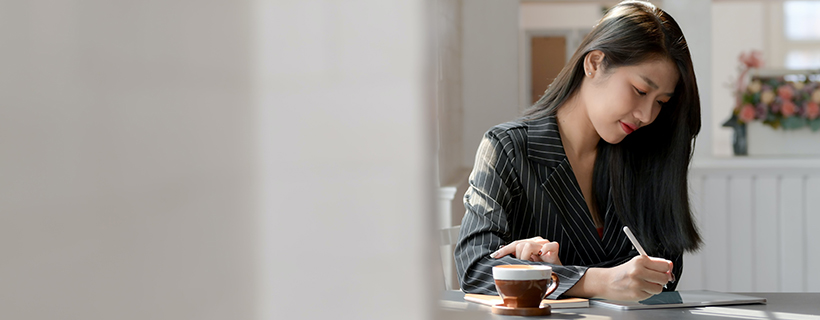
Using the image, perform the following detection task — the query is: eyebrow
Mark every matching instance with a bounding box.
[640,75,674,97]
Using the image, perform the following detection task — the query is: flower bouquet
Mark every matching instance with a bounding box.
[723,51,820,155]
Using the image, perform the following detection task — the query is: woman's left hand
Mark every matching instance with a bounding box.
[490,236,562,265]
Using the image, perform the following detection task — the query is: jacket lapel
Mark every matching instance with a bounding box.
[600,191,633,260]
[526,116,608,265]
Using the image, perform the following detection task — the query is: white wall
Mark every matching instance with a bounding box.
[662,0,713,161]
[436,0,465,186]
[0,1,437,320]
[462,0,521,168]
[520,2,602,30]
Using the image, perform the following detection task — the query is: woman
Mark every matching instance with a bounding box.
[454,0,702,301]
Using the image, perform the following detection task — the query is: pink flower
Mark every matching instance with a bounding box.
[739,103,756,123]
[782,100,797,117]
[778,85,795,101]
[739,51,764,69]
[806,102,820,120]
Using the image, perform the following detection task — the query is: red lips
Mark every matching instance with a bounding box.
[620,121,637,134]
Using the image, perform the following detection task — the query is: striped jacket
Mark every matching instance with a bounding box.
[454,115,682,298]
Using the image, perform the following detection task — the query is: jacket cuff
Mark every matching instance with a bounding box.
[547,265,588,299]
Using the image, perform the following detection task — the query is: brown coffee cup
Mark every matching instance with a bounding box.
[492,265,560,308]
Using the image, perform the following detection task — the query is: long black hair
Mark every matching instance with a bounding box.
[524,0,702,255]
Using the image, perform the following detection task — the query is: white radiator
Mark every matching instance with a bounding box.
[678,159,820,292]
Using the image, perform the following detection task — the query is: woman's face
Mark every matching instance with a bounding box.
[583,58,679,144]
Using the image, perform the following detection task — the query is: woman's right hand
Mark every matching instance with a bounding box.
[489,236,562,265]
[596,255,674,301]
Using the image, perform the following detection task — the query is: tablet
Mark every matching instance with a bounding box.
[589,290,767,310]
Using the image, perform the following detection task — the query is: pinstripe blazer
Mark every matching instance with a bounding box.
[454,115,682,298]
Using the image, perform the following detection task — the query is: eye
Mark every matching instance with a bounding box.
[657,100,666,107]
[634,87,647,96]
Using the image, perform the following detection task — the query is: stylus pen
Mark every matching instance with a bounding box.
[622,226,648,257]
[623,226,674,286]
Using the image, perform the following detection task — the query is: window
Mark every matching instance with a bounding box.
[782,1,820,69]
[784,1,820,40]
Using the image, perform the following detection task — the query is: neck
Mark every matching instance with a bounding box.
[555,93,601,159]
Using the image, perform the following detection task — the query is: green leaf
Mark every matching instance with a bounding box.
[798,117,808,129]
[781,116,807,130]
[811,118,820,132]
[763,118,781,129]
[771,118,782,129]
[767,79,780,87]
[765,113,778,123]
[742,93,754,104]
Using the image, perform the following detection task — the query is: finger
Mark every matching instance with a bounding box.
[630,256,670,286]
[535,243,549,258]
[644,256,674,273]
[530,243,549,262]
[539,242,561,264]
[518,242,538,261]
[490,242,518,259]
[623,280,655,301]
[531,249,543,262]
[491,239,554,259]
[637,265,672,286]
[667,261,675,283]
[525,236,552,246]
[524,244,540,261]
[540,242,559,256]
[636,291,655,301]
[650,259,675,283]
[640,280,665,296]
[535,238,551,245]
[528,243,542,260]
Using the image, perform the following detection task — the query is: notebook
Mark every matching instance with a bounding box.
[590,290,767,310]
[464,293,589,309]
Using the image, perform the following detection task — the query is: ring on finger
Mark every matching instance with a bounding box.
[536,250,543,256]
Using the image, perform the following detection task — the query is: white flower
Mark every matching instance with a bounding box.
[813,89,820,104]
[761,90,776,104]
[747,80,762,93]
[792,81,805,91]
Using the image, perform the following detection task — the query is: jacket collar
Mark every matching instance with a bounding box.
[524,116,565,167]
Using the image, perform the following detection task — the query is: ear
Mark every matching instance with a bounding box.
[584,50,605,77]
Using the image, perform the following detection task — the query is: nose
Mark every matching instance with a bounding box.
[633,100,654,127]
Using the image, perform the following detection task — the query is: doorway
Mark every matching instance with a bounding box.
[523,29,590,107]
[530,36,567,104]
